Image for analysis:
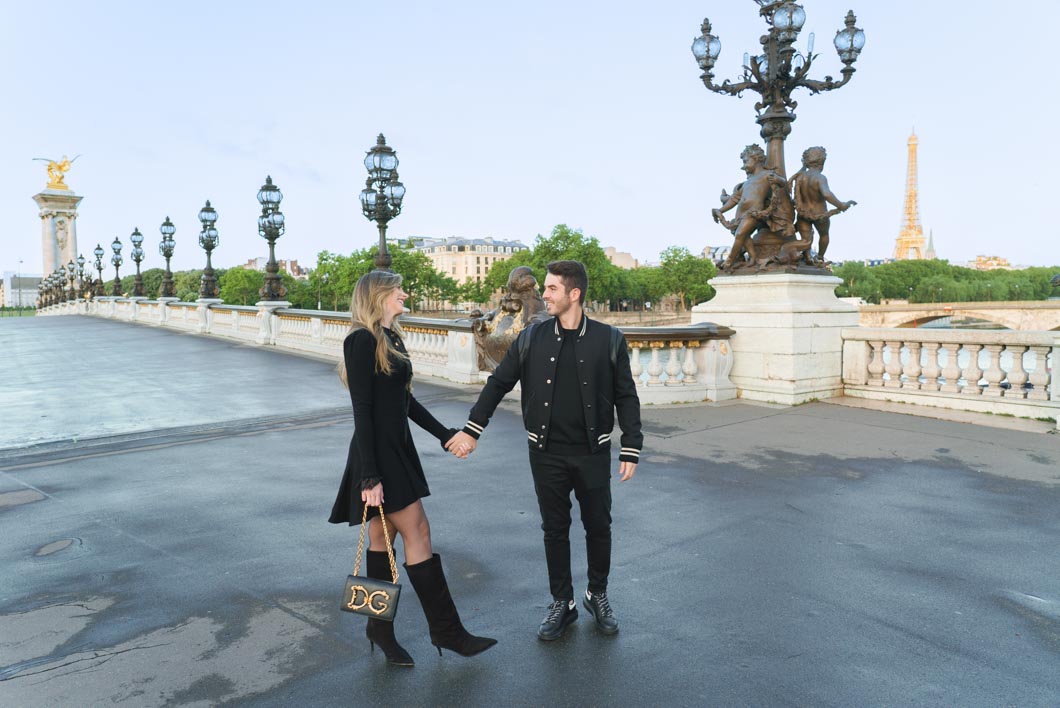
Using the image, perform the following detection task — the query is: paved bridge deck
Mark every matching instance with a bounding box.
[2,317,1058,706]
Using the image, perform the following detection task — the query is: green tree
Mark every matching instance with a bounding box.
[219,268,264,305]
[658,246,716,311]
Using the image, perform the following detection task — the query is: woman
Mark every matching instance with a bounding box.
[329,270,496,667]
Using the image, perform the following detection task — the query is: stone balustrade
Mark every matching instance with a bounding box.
[39,299,736,404]
[843,327,1059,428]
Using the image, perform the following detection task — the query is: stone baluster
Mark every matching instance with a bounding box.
[883,340,903,388]
[867,340,885,386]
[434,332,446,362]
[682,341,699,384]
[647,343,664,386]
[1003,345,1028,399]
[918,342,941,391]
[1026,346,1050,401]
[665,343,683,386]
[980,344,1005,397]
[960,344,983,395]
[902,341,922,390]
[630,345,643,384]
[939,342,962,393]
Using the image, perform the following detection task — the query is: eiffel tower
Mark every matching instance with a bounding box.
[893,131,927,260]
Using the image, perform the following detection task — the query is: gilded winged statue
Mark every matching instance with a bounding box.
[33,154,80,190]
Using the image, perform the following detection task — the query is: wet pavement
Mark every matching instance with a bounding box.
[1,316,1059,707]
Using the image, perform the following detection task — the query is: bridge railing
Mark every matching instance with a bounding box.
[842,327,1059,428]
[41,298,736,404]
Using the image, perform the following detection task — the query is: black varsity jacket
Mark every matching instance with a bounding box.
[462,315,643,463]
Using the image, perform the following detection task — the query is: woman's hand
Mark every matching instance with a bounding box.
[445,431,476,458]
[361,482,384,507]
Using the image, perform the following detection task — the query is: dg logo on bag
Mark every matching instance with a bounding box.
[346,583,391,615]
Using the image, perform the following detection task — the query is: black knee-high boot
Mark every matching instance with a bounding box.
[364,550,414,666]
[405,554,497,657]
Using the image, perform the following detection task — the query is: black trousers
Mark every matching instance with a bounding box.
[529,448,612,601]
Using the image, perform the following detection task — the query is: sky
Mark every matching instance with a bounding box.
[3,0,1057,277]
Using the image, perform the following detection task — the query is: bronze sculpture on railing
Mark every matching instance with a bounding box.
[467,266,548,370]
[693,2,865,273]
[712,142,856,273]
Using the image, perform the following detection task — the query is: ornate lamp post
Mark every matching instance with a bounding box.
[93,243,106,297]
[197,200,220,299]
[256,176,288,301]
[76,254,87,299]
[53,271,65,304]
[359,134,406,271]
[110,237,124,296]
[66,261,76,301]
[159,217,177,298]
[129,228,146,297]
[692,2,865,176]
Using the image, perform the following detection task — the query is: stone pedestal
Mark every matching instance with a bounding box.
[33,189,83,277]
[691,274,857,405]
[196,298,224,334]
[255,301,291,345]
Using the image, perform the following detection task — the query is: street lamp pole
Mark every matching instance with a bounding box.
[76,254,87,300]
[256,176,288,301]
[130,228,145,297]
[197,201,220,299]
[66,261,76,301]
[93,243,106,297]
[159,217,177,298]
[16,259,22,315]
[110,238,124,296]
[692,2,865,176]
[360,134,406,271]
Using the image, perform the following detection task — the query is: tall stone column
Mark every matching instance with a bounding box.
[33,189,83,276]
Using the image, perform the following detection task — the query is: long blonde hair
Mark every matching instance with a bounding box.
[338,270,409,388]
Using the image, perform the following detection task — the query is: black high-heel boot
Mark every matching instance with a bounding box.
[364,550,414,666]
[405,554,497,657]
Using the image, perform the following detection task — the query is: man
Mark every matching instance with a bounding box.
[447,260,642,640]
[788,146,856,264]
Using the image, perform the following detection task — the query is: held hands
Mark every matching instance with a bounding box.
[361,482,384,506]
[445,431,477,459]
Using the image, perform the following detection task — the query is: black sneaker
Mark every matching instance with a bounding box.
[583,590,619,634]
[537,599,577,641]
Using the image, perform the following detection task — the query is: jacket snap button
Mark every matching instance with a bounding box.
[550,357,555,361]
[544,402,549,406]
[546,379,551,384]
[541,425,545,429]
[586,404,591,408]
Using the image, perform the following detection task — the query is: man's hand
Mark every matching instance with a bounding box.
[618,461,637,482]
[445,431,477,459]
[361,483,384,506]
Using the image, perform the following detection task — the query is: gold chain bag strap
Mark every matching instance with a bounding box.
[340,504,401,622]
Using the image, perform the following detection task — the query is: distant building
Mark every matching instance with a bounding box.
[969,255,1012,271]
[703,245,731,264]
[242,257,309,279]
[924,230,937,260]
[1,271,42,307]
[404,236,529,284]
[603,247,638,269]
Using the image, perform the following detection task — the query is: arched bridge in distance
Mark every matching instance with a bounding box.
[859,301,1060,330]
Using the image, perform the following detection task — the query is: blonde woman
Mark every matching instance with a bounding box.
[329,270,496,666]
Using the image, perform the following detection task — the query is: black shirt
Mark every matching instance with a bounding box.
[547,322,590,455]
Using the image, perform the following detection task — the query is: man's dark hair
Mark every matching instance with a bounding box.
[546,260,588,304]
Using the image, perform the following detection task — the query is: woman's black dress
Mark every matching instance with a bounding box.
[328,327,455,526]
